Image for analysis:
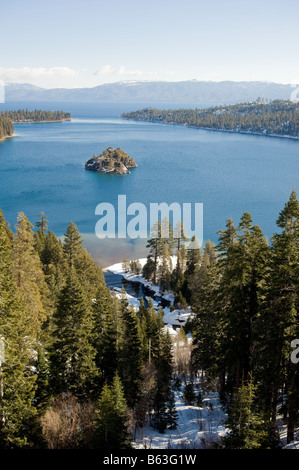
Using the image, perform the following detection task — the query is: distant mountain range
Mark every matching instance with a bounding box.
[3,80,297,105]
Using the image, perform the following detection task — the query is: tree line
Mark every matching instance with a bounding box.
[0,115,13,140]
[0,189,298,448]
[186,190,299,448]
[122,100,299,138]
[0,110,71,141]
[1,109,71,123]
[128,190,299,448]
[0,211,175,448]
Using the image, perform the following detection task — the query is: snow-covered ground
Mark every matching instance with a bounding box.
[105,258,193,330]
[112,287,141,312]
[105,259,299,449]
[133,380,227,449]
[278,418,299,449]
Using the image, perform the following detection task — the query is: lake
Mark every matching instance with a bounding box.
[0,101,298,268]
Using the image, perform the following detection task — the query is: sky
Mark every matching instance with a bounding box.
[0,0,299,89]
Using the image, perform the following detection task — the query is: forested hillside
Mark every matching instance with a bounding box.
[0,109,71,141]
[0,211,174,448]
[0,189,298,449]
[1,109,71,122]
[0,115,14,140]
[122,100,299,138]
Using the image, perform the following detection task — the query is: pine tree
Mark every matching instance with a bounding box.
[0,210,38,447]
[153,330,173,432]
[222,376,269,449]
[11,212,50,340]
[119,300,143,409]
[94,374,131,449]
[254,190,299,442]
[183,235,201,303]
[144,221,164,284]
[63,221,104,300]
[217,213,268,396]
[36,212,48,234]
[166,390,178,430]
[190,241,222,389]
[35,346,50,412]
[93,283,118,385]
[63,221,83,265]
[50,267,98,398]
[158,244,172,293]
[39,230,68,303]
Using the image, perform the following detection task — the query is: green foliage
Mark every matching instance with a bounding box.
[1,109,71,122]
[85,147,137,174]
[0,189,298,449]
[122,100,299,138]
[188,189,299,446]
[92,284,118,385]
[0,210,38,447]
[94,374,131,449]
[120,300,143,408]
[50,267,98,398]
[222,377,269,449]
[0,114,13,140]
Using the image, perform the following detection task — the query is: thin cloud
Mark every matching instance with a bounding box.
[94,65,143,77]
[0,66,79,83]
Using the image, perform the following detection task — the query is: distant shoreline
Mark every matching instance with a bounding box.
[11,118,71,124]
[123,117,299,141]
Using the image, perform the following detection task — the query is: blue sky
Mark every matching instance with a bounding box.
[1,0,299,88]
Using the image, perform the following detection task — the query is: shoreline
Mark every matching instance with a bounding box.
[0,132,17,142]
[12,118,71,124]
[123,117,299,140]
[104,258,193,330]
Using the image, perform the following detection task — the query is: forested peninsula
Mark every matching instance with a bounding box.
[0,115,14,141]
[2,109,71,123]
[122,99,299,139]
[0,110,71,141]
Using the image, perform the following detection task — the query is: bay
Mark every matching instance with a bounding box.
[0,101,298,268]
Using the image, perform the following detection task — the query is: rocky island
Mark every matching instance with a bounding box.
[85,147,137,174]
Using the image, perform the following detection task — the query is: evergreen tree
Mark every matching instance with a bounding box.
[36,212,48,234]
[190,241,222,388]
[94,373,131,449]
[35,346,50,412]
[158,244,172,293]
[166,390,178,430]
[254,190,299,442]
[222,376,269,449]
[153,330,173,432]
[12,212,52,342]
[63,221,104,300]
[92,283,118,385]
[144,221,164,284]
[120,298,143,409]
[182,235,201,303]
[0,210,38,447]
[217,213,268,396]
[50,267,98,398]
[63,221,84,265]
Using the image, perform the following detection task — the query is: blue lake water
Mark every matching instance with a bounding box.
[0,101,298,268]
